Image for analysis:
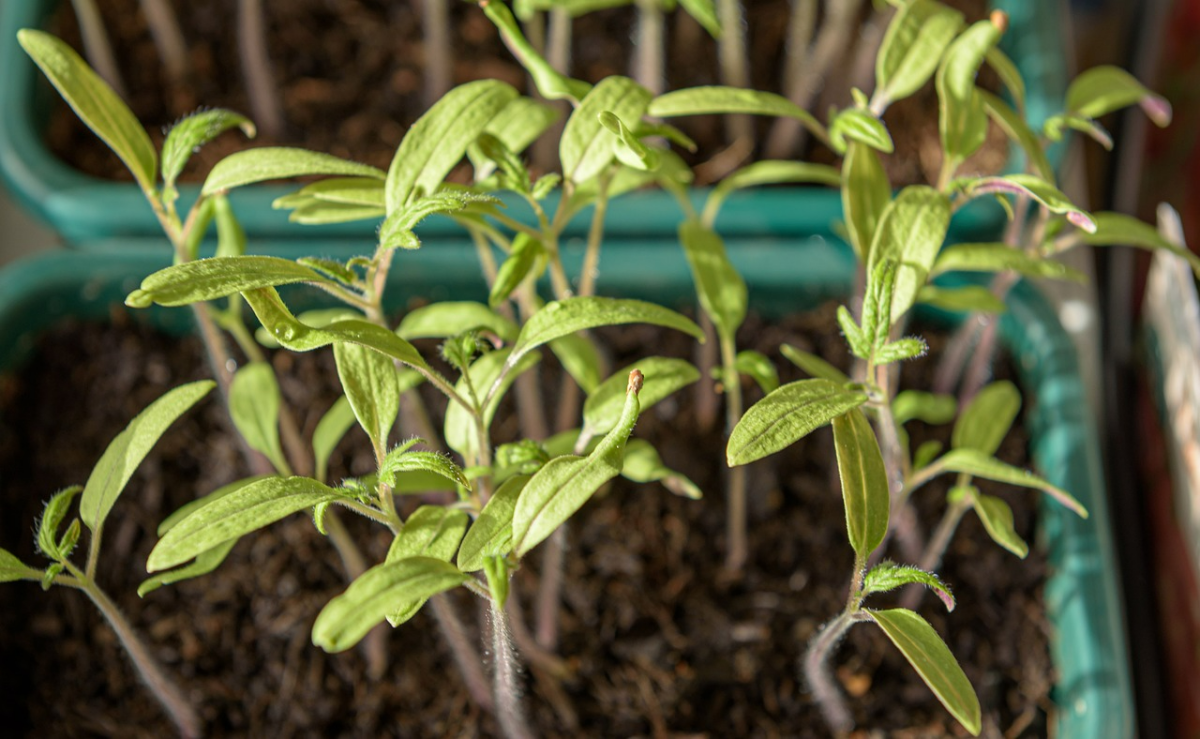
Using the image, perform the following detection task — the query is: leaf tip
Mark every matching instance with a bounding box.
[1067,210,1097,234]
[125,289,154,309]
[1140,94,1173,128]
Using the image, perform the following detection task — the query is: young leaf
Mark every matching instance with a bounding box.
[229,362,289,474]
[979,91,1053,181]
[511,371,644,557]
[203,147,384,196]
[386,80,519,213]
[780,344,850,383]
[285,198,386,225]
[727,379,868,466]
[583,356,700,436]
[162,109,256,190]
[866,186,951,322]
[312,557,469,651]
[829,108,894,154]
[288,177,385,207]
[913,440,943,470]
[931,242,1085,282]
[647,86,824,141]
[869,608,982,736]
[970,489,1029,558]
[334,342,401,454]
[964,175,1095,233]
[138,539,237,597]
[468,97,560,179]
[379,447,470,491]
[678,220,747,338]
[863,561,955,611]
[384,506,470,625]
[457,474,530,572]
[81,382,215,533]
[481,0,592,103]
[704,161,840,225]
[313,397,357,483]
[18,30,157,192]
[561,77,653,184]
[0,548,37,583]
[550,334,604,394]
[841,142,892,262]
[256,308,361,348]
[212,194,247,259]
[892,391,956,426]
[380,192,503,249]
[599,111,659,171]
[157,476,270,536]
[148,476,345,572]
[734,350,779,394]
[37,486,83,561]
[489,233,544,308]
[1044,113,1113,149]
[679,0,720,36]
[873,0,963,107]
[936,17,1003,166]
[832,408,890,556]
[916,285,1008,314]
[937,448,1087,518]
[397,302,519,343]
[874,337,928,365]
[1082,212,1200,277]
[1065,65,1172,127]
[445,349,541,460]
[837,305,870,358]
[620,439,703,499]
[985,46,1025,113]
[952,381,1020,455]
[125,256,335,308]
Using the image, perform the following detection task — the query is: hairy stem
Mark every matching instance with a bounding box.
[83,581,202,739]
[237,0,285,138]
[534,526,567,649]
[430,594,496,713]
[69,0,127,99]
[720,332,748,573]
[804,555,868,735]
[138,0,189,88]
[490,599,534,739]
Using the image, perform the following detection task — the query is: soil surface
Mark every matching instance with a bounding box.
[0,302,1053,737]
[44,0,1005,187]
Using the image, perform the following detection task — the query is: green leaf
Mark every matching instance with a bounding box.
[963,174,1095,232]
[913,439,943,470]
[386,80,520,212]
[469,98,561,178]
[203,147,384,196]
[380,191,503,250]
[458,475,530,572]
[18,30,157,192]
[512,371,644,557]
[936,18,1002,166]
[212,194,247,259]
[489,233,544,308]
[506,297,703,377]
[0,548,37,583]
[550,334,604,394]
[157,476,270,536]
[562,78,653,184]
[1044,113,1113,149]
[829,108,894,154]
[952,380,1020,455]
[842,142,892,262]
[917,285,1008,314]
[932,242,1085,281]
[36,486,82,560]
[599,110,659,171]
[125,256,334,309]
[1083,212,1200,277]
[481,1,592,102]
[832,408,890,556]
[81,382,214,533]
[728,379,869,466]
[41,563,64,590]
[985,46,1025,113]
[148,476,344,572]
[970,488,1029,558]
[679,0,721,37]
[313,397,357,483]
[648,86,824,140]
[874,0,963,107]
[284,198,386,225]
[297,258,358,285]
[242,288,432,373]
[979,91,1053,181]
[869,608,981,736]
[863,561,955,611]
[583,357,700,436]
[312,557,469,651]
[379,447,470,491]
[334,342,400,454]
[229,362,288,474]
[678,220,747,338]
[397,302,519,343]
[837,305,869,358]
[288,177,385,207]
[1066,65,1172,127]
[937,448,1087,518]
[892,391,956,426]
[138,539,237,597]
[256,308,360,348]
[734,350,779,394]
[780,344,850,383]
[383,506,470,625]
[620,439,703,499]
[704,161,840,224]
[162,109,255,189]
[866,186,951,322]
[874,337,927,365]
[445,349,541,460]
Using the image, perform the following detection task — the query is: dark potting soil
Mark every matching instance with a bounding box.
[43,0,1006,187]
[0,304,1052,737]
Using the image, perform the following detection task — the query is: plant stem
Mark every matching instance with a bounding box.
[69,0,128,99]
[534,526,567,649]
[422,0,452,107]
[899,497,969,610]
[138,0,189,88]
[804,554,868,735]
[489,598,534,739]
[237,0,285,138]
[546,7,572,77]
[715,0,753,146]
[633,0,666,95]
[720,331,749,573]
[693,311,720,431]
[429,594,496,712]
[82,580,202,739]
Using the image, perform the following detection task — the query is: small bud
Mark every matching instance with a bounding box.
[989,10,1008,34]
[627,369,644,395]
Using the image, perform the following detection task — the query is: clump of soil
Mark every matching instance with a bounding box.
[43,0,1005,187]
[0,299,1052,737]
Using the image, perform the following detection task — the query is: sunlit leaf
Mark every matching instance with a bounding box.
[962,175,1094,233]
[125,256,335,308]
[842,142,891,263]
[892,391,956,426]
[162,109,255,190]
[678,220,746,338]
[931,242,1085,281]
[936,18,1002,166]
[648,86,824,140]
[230,362,288,474]
[562,77,653,184]
[334,343,400,454]
[916,285,1008,314]
[728,379,868,466]
[780,344,850,383]
[398,302,519,344]
[970,488,1029,558]
[458,475,530,572]
[621,439,703,499]
[866,186,951,322]
[445,349,540,460]
[1083,212,1200,277]
[952,380,1020,455]
[937,448,1087,518]
[829,108,894,154]
[583,357,700,436]
[383,506,470,625]
[203,147,384,196]
[1066,65,1171,127]
[874,0,963,107]
[833,408,889,555]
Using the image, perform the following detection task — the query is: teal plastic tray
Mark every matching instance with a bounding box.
[0,0,1063,248]
[0,237,1132,736]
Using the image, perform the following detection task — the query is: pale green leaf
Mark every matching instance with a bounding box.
[932,242,1085,281]
[445,349,541,460]
[704,161,839,225]
[82,382,215,532]
[457,475,530,572]
[18,30,157,192]
[1044,113,1113,149]
[869,609,981,736]
[334,342,400,453]
[481,1,592,102]
[648,86,824,140]
[125,256,334,309]
[383,506,470,625]
[678,220,747,337]
[380,191,503,249]
[842,142,891,262]
[1066,65,1171,127]
[916,285,1008,314]
[964,174,1095,233]
[256,308,360,348]
[874,0,963,107]
[229,362,288,474]
[1083,212,1200,277]
[562,77,653,183]
[551,334,604,394]
[313,397,357,483]
[599,110,659,171]
[157,476,270,536]
[979,90,1052,181]
[584,356,700,436]
[728,379,868,466]
[913,439,943,470]
[489,234,544,308]
[379,448,469,491]
[833,408,890,555]
[212,194,247,258]
[397,302,519,343]
[985,46,1025,113]
[866,186,951,322]
[468,98,561,178]
[734,350,779,394]
[936,18,1001,165]
[138,539,237,597]
[620,439,702,499]
[952,380,1020,455]
[829,108,894,154]
[203,147,384,196]
[892,391,956,426]
[162,109,255,188]
[285,198,386,225]
[780,345,850,383]
[937,448,1087,518]
[148,476,345,572]
[863,561,955,611]
[312,557,469,651]
[0,548,38,583]
[971,489,1029,558]
[36,486,82,560]
[289,177,385,207]
[679,0,720,37]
